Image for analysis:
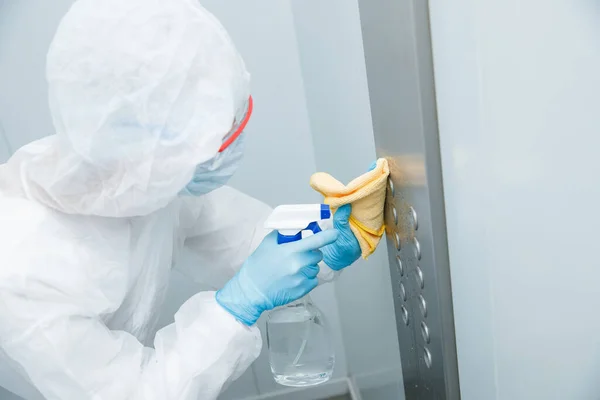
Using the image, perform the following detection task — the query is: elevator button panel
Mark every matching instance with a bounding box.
[384,183,456,397]
[363,0,460,393]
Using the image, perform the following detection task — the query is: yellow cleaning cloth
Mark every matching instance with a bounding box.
[310,158,390,258]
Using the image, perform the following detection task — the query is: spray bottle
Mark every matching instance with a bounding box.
[264,204,336,387]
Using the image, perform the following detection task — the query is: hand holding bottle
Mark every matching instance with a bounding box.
[216,229,339,326]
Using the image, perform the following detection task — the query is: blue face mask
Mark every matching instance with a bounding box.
[181,132,246,196]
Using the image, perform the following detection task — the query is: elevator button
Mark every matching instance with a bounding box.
[392,207,398,225]
[409,206,418,231]
[418,294,427,317]
[424,347,432,368]
[388,179,395,197]
[412,237,422,260]
[395,232,401,251]
[421,321,430,343]
[400,306,409,326]
[399,283,407,301]
[416,266,424,289]
[396,256,404,276]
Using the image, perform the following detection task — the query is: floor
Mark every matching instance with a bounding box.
[0,389,357,400]
[0,387,355,400]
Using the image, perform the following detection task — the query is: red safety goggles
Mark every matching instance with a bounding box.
[218,96,254,153]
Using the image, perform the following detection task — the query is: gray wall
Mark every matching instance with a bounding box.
[0,0,65,156]
[430,0,600,399]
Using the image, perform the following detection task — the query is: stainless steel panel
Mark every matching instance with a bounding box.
[357,0,460,398]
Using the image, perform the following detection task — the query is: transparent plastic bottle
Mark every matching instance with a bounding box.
[266,295,335,387]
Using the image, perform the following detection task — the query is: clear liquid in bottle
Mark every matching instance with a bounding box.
[266,295,335,387]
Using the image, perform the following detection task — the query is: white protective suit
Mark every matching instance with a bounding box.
[0,0,276,399]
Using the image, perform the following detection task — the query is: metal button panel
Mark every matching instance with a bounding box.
[400,305,409,326]
[424,347,433,368]
[396,255,404,276]
[416,266,424,289]
[409,206,419,231]
[421,321,430,343]
[418,294,427,317]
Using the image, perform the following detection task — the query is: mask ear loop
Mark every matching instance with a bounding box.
[219,96,253,153]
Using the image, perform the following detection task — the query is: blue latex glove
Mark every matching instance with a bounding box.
[321,205,361,270]
[216,229,340,326]
[321,161,377,270]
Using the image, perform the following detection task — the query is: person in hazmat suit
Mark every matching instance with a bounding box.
[0,0,363,399]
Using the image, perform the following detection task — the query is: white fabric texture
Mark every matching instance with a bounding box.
[4,0,251,218]
[0,188,272,400]
[0,0,271,399]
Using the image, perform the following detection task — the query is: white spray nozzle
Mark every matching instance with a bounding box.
[265,204,333,244]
